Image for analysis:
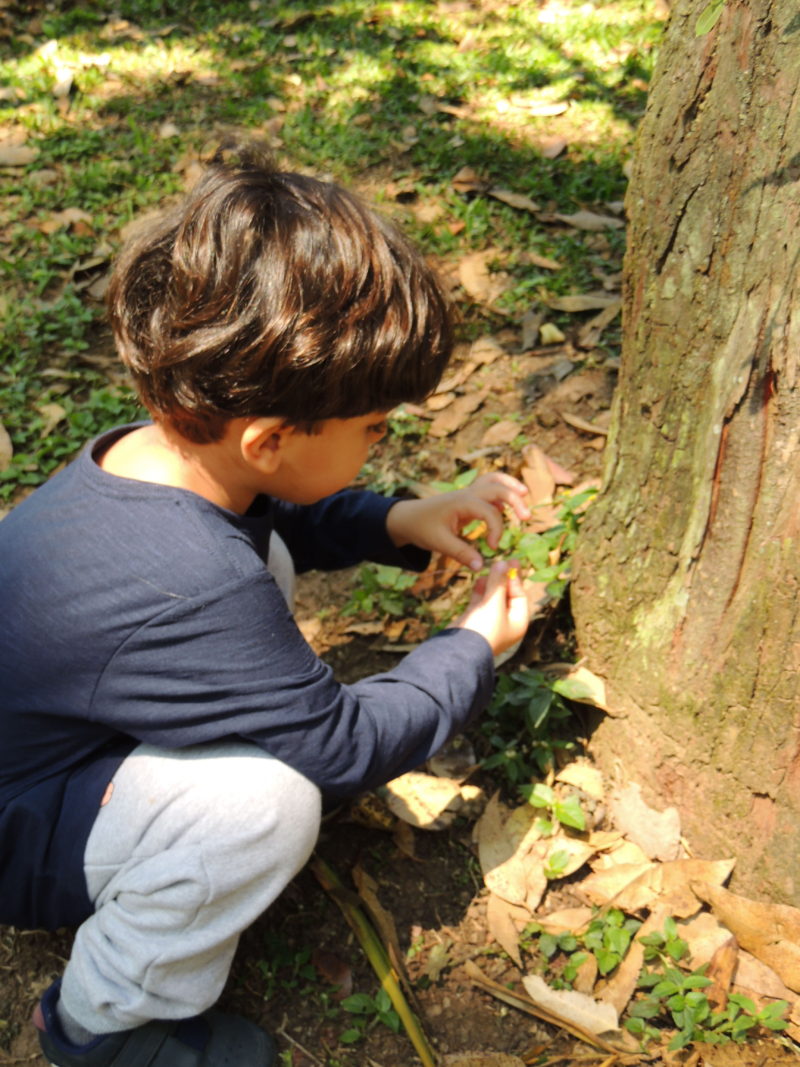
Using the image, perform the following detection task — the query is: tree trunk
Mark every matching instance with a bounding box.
[571,0,800,903]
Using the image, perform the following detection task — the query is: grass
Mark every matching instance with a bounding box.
[0,0,663,502]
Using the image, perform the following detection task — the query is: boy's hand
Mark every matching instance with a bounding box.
[454,559,529,656]
[386,472,531,572]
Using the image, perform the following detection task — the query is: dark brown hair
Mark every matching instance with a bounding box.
[107,144,454,442]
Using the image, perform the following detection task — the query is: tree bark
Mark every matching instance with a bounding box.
[571,0,800,903]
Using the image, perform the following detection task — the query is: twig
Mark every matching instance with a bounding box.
[276,1013,324,1066]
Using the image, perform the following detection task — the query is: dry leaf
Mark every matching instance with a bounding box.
[0,144,37,166]
[590,837,651,869]
[521,974,622,1040]
[551,210,625,231]
[519,443,556,506]
[451,165,486,194]
[692,882,800,992]
[556,761,605,800]
[480,419,521,448]
[383,771,464,830]
[458,251,511,304]
[537,906,594,934]
[474,795,547,909]
[469,336,505,364]
[488,187,540,213]
[352,864,407,985]
[311,948,353,999]
[546,831,596,877]
[37,402,67,438]
[538,135,568,159]
[426,391,455,411]
[539,322,565,344]
[705,936,739,1010]
[428,390,488,437]
[0,421,12,473]
[580,861,658,909]
[486,891,528,966]
[607,782,681,861]
[736,949,798,1002]
[680,911,736,969]
[428,735,476,780]
[523,251,563,271]
[577,299,622,349]
[561,411,610,437]
[545,291,620,313]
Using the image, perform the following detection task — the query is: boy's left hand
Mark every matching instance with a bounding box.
[386,472,531,572]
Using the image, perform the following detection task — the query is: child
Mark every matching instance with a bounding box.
[0,144,530,1067]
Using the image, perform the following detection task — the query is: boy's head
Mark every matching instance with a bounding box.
[108,143,454,444]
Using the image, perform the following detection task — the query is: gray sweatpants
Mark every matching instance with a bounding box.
[59,536,321,1035]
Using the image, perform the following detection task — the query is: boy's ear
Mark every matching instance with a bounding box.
[239,417,291,473]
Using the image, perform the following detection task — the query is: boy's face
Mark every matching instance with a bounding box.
[269,413,389,504]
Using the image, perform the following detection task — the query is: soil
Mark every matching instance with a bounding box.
[2,329,797,1067]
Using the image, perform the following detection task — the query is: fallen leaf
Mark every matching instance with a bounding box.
[352,864,407,987]
[488,187,540,213]
[310,948,353,999]
[519,443,556,506]
[551,210,625,231]
[538,135,569,159]
[474,795,547,909]
[522,251,563,271]
[556,761,605,800]
[469,336,505,364]
[537,906,594,934]
[425,939,453,981]
[545,292,620,313]
[580,861,658,909]
[486,892,527,965]
[458,250,511,304]
[607,782,681,861]
[39,207,94,235]
[0,144,37,166]
[546,831,596,877]
[692,882,800,992]
[451,165,487,194]
[561,411,610,437]
[736,949,798,1002]
[480,419,521,448]
[0,421,12,472]
[577,299,622,349]
[435,358,478,393]
[382,770,463,830]
[428,390,488,437]
[521,974,623,1042]
[426,391,455,411]
[680,911,736,969]
[37,402,66,438]
[705,935,739,1010]
[539,322,566,344]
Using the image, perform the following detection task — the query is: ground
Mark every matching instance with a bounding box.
[2,338,797,1067]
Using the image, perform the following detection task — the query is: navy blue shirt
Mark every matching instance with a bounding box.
[0,426,494,930]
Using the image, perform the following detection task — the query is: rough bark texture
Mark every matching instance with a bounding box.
[571,0,800,903]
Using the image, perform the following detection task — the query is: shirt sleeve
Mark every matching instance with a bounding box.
[90,571,495,799]
[272,490,430,573]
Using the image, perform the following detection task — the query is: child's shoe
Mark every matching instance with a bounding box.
[34,980,277,1066]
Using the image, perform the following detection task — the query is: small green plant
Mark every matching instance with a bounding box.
[626,919,790,1050]
[522,908,642,988]
[522,781,586,835]
[480,667,578,787]
[339,988,401,1045]
[342,563,420,619]
[256,935,317,1000]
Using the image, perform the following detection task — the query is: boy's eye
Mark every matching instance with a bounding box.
[368,421,388,438]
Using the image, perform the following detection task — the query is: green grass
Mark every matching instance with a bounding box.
[0,0,664,501]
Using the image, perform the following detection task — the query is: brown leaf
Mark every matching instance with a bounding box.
[426,391,456,411]
[457,250,511,304]
[577,299,622,349]
[443,1054,527,1067]
[560,411,610,437]
[451,165,487,194]
[551,210,625,231]
[383,770,463,830]
[480,419,521,448]
[37,402,67,439]
[469,336,505,364]
[487,186,540,213]
[428,389,488,438]
[428,735,476,781]
[556,760,605,799]
[544,291,620,313]
[310,948,353,999]
[486,891,527,966]
[0,421,12,472]
[474,795,547,908]
[705,936,739,1010]
[0,144,37,166]
[519,443,556,506]
[692,882,800,992]
[521,251,563,271]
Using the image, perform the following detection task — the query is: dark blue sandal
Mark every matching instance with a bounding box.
[34,981,277,1067]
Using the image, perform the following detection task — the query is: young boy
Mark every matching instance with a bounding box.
[0,144,530,1067]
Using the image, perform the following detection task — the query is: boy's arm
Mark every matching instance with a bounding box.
[272,490,430,573]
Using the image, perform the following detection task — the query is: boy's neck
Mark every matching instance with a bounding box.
[98,423,259,514]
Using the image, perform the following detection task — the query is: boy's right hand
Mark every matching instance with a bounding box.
[453,559,529,657]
